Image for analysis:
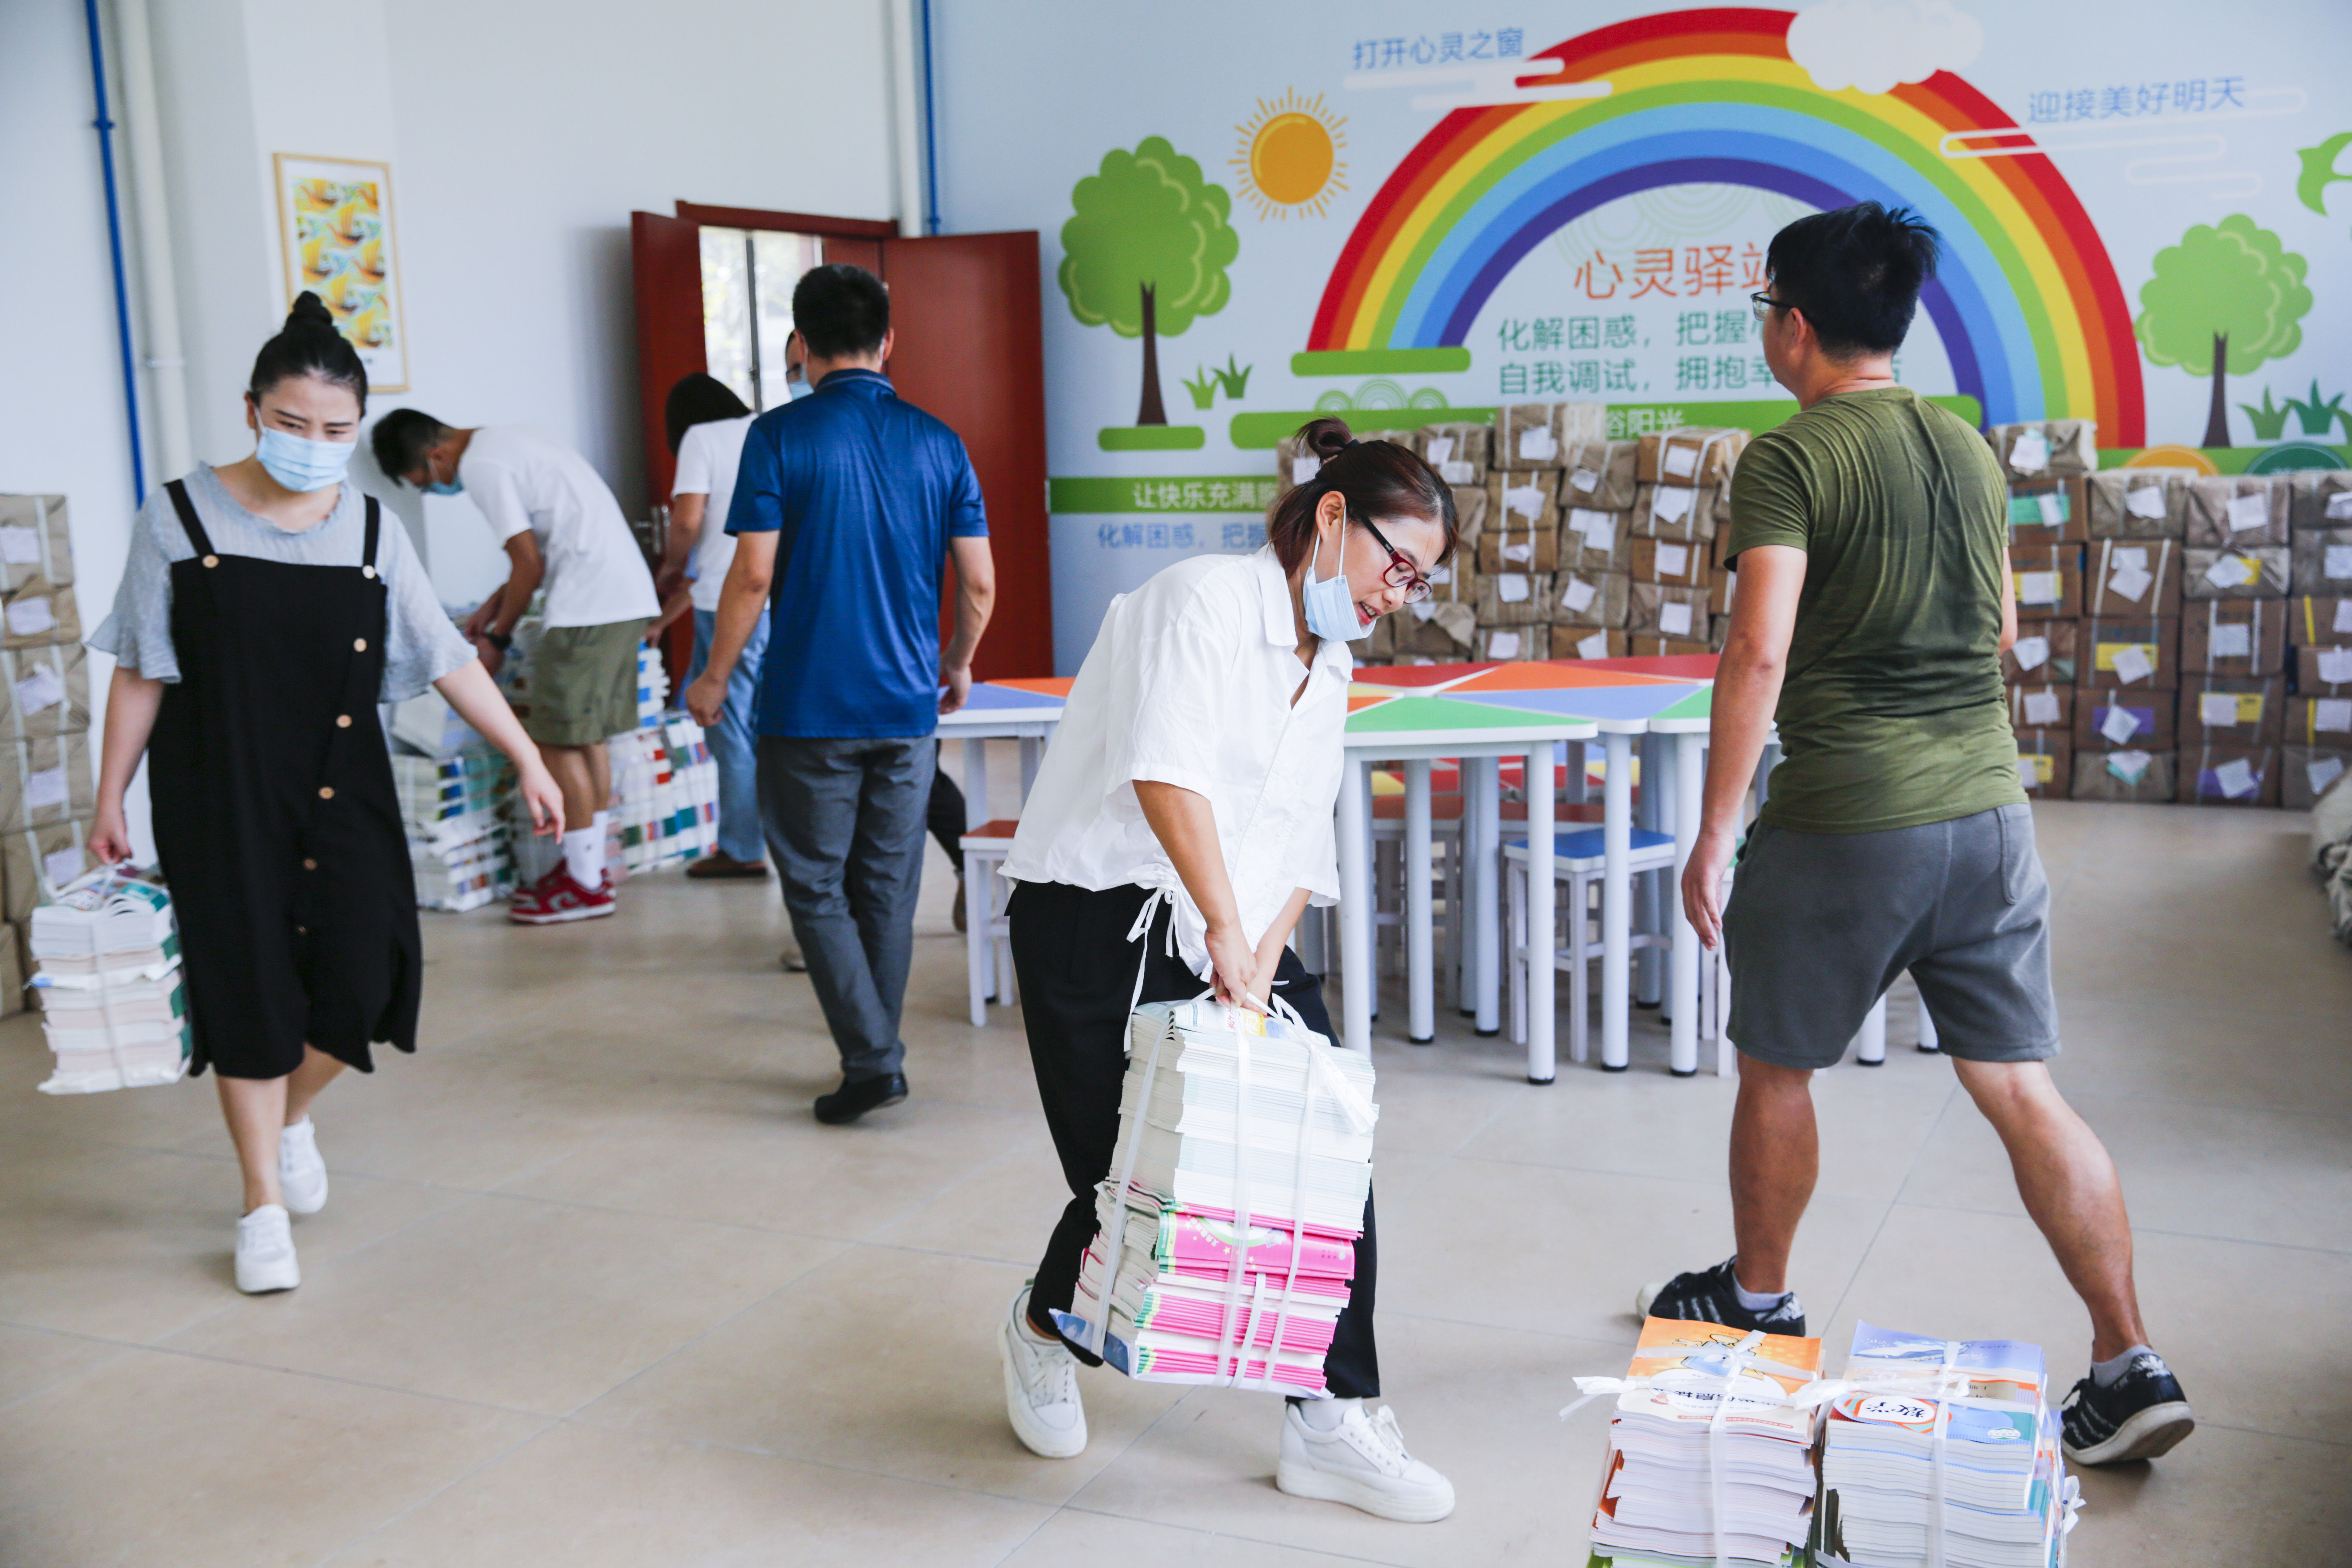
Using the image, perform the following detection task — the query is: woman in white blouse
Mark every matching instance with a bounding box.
[996,418,1459,1521]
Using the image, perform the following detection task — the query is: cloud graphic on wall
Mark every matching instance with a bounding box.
[1785,0,1983,95]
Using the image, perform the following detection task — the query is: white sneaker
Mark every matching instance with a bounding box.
[1277,1398,1455,1522]
[278,1116,328,1215]
[999,1283,1087,1458]
[235,1204,301,1294]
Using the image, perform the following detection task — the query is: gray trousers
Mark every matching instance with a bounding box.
[757,735,936,1081]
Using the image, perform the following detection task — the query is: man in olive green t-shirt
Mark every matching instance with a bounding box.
[1645,202,2193,1469]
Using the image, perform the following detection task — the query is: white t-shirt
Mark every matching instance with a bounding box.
[670,414,755,613]
[1001,547,1351,979]
[457,425,659,629]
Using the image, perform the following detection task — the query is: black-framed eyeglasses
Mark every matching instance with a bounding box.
[1750,289,1786,322]
[1359,516,1432,603]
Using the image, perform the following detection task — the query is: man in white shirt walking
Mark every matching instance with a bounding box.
[375,412,659,923]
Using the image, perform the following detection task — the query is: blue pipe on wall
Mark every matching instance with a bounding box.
[920,0,940,234]
[82,0,147,503]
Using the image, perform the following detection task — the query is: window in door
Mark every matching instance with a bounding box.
[697,227,824,411]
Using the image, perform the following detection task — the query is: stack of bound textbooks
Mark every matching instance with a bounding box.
[1055,996,1376,1396]
[1816,1323,2074,1568]
[30,867,189,1093]
[1582,1319,1824,1567]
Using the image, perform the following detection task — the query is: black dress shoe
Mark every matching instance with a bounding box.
[814,1071,909,1125]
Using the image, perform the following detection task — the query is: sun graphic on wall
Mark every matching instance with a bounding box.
[1232,90,1347,220]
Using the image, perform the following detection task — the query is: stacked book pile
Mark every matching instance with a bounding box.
[1817,1324,2073,1568]
[392,742,517,913]
[1054,996,1377,1396]
[393,748,514,826]
[1583,1319,1824,1567]
[29,868,189,1094]
[633,642,671,731]
[610,713,718,876]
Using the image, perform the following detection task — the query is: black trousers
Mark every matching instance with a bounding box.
[928,756,966,863]
[1007,879,1380,1399]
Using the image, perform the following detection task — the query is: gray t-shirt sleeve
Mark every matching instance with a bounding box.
[376,517,476,702]
[85,490,184,682]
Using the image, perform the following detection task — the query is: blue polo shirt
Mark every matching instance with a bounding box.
[725,369,988,738]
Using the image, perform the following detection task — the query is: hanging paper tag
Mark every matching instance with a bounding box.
[2204,553,2254,589]
[2105,748,2152,784]
[2125,484,2167,520]
[1503,540,1532,564]
[1656,541,1690,578]
[1505,486,1547,522]
[2329,491,2352,521]
[2106,564,2152,603]
[24,764,68,810]
[4,597,55,637]
[1571,467,1600,493]
[1571,508,1617,549]
[2311,756,2348,796]
[2209,622,2251,657]
[43,846,83,887]
[2214,757,2257,798]
[2109,643,2155,684]
[1650,486,1693,523]
[2317,698,2352,733]
[2011,634,2049,672]
[1440,460,1475,485]
[13,665,64,716]
[1487,629,1522,660]
[1659,601,1695,637]
[2226,493,2268,532]
[0,528,39,565]
[1577,630,1610,659]
[2098,704,2143,745]
[1518,425,1558,461]
[2325,545,2352,580]
[1663,443,1699,479]
[1497,573,1530,604]
[1424,437,1455,466]
[2022,690,2060,726]
[2320,648,2352,684]
[1561,575,1599,613]
[2018,570,2060,605]
[1290,455,1317,484]
[2009,429,2049,473]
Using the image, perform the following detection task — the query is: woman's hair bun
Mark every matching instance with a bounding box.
[1298,415,1356,463]
[286,290,338,332]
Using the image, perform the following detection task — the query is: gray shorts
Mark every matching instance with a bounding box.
[1722,803,2059,1071]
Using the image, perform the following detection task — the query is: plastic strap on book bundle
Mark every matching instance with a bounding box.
[1561,1327,1820,1568]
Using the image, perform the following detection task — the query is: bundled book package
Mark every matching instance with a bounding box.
[1055,996,1376,1396]
[30,867,189,1094]
[390,690,519,913]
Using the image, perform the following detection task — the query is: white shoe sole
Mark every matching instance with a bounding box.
[281,1177,327,1216]
[1276,1457,1454,1523]
[509,900,615,926]
[236,1256,300,1294]
[2065,1401,2195,1465]
[999,1314,1087,1459]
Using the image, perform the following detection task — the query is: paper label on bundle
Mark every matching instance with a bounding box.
[1500,540,1533,566]
[2108,643,2155,684]
[2317,698,2352,733]
[2338,603,2352,634]
[1487,630,1521,660]
[1505,486,1546,522]
[2311,757,2347,795]
[1497,573,1530,603]
[0,527,39,565]
[2326,545,2352,580]
[2330,491,2352,521]
[1663,443,1699,479]
[1561,575,1598,613]
[1659,601,1694,637]
[1428,563,1452,586]
[1571,508,1616,548]
[2011,634,2049,671]
[2320,648,2352,684]
[1408,601,1437,622]
[2199,692,2247,727]
[13,665,64,715]
[1290,456,1317,484]
[2107,564,2152,602]
[2019,570,2060,605]
[2214,757,2257,798]
[2205,552,2255,588]
[1571,466,1599,493]
[5,597,55,637]
[2009,428,2049,472]
[1577,630,1609,659]
[1650,486,1692,523]
[2037,491,2064,526]
[2126,484,2167,520]
[2210,622,2252,657]
[2098,704,2142,745]
[1517,425,1557,461]
[24,765,67,810]
[2226,493,2268,532]
[43,846,82,887]
[2016,756,2042,789]
[1439,460,1474,484]
[1424,437,1454,466]
[2023,690,2060,725]
[2111,545,2148,571]
[2106,748,2153,784]
[1655,541,1690,577]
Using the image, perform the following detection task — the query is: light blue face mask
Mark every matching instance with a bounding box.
[785,371,813,401]
[255,426,355,493]
[1301,519,1373,642]
[425,478,463,496]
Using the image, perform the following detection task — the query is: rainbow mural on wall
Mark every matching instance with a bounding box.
[1303,7,2146,444]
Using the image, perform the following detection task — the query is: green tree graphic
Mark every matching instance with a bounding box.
[1059,137,1238,427]
[2135,216,2312,448]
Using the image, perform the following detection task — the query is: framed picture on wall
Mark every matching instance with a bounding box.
[272,153,408,392]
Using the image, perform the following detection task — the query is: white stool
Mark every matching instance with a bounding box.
[1505,826,1678,1068]
[958,818,1019,1027]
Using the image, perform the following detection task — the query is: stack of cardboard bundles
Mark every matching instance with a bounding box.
[389,685,517,913]
[2285,470,2352,807]
[2174,473,2292,804]
[1615,427,1746,659]
[1987,424,2093,800]
[30,867,189,1094]
[1464,402,1605,664]
[0,495,97,1003]
[1553,434,1641,659]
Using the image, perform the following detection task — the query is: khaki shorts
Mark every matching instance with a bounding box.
[523,618,648,747]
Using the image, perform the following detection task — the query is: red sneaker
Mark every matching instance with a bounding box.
[508,866,616,925]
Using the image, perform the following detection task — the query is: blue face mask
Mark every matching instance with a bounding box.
[426,478,463,496]
[1301,519,1372,642]
[255,426,355,493]
[785,371,813,401]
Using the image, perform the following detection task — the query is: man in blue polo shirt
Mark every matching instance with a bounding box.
[686,263,995,1124]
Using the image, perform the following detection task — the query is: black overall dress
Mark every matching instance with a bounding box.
[150,479,423,1080]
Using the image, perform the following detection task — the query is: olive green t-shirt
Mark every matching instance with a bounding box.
[1724,387,2025,834]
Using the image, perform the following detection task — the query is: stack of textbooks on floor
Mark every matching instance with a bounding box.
[1584,1318,1824,1567]
[1055,996,1377,1395]
[29,867,189,1093]
[610,713,717,875]
[391,733,517,914]
[1817,1323,2074,1568]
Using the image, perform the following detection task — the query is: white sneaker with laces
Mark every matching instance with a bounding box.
[278,1116,328,1216]
[234,1203,301,1294]
[999,1283,1087,1458]
[1277,1397,1455,1522]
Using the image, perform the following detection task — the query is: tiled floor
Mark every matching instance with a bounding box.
[1,789,2346,1566]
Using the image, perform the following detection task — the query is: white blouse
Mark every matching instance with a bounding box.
[1003,546,1352,978]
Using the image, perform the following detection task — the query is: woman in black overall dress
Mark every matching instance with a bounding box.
[89,296,562,1294]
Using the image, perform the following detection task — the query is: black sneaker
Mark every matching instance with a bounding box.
[1633,1258,1806,1334]
[814,1071,908,1125]
[2060,1352,2194,1465]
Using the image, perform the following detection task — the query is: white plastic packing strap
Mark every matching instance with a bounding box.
[1794,1341,1996,1568]
[1081,887,1183,1358]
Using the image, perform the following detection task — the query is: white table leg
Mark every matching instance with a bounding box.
[1525,742,1556,1082]
[1669,731,1704,1077]
[1917,991,1940,1052]
[1336,757,1372,1054]
[1404,760,1434,1043]
[1601,730,1633,1071]
[1635,734,1664,1007]
[1856,995,1888,1065]
[1018,735,1040,802]
[962,737,988,829]
[1472,756,1502,1036]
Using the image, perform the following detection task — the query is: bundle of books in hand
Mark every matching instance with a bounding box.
[1580,1318,1824,1567]
[30,866,189,1094]
[1816,1323,2075,1568]
[1054,996,1376,1396]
